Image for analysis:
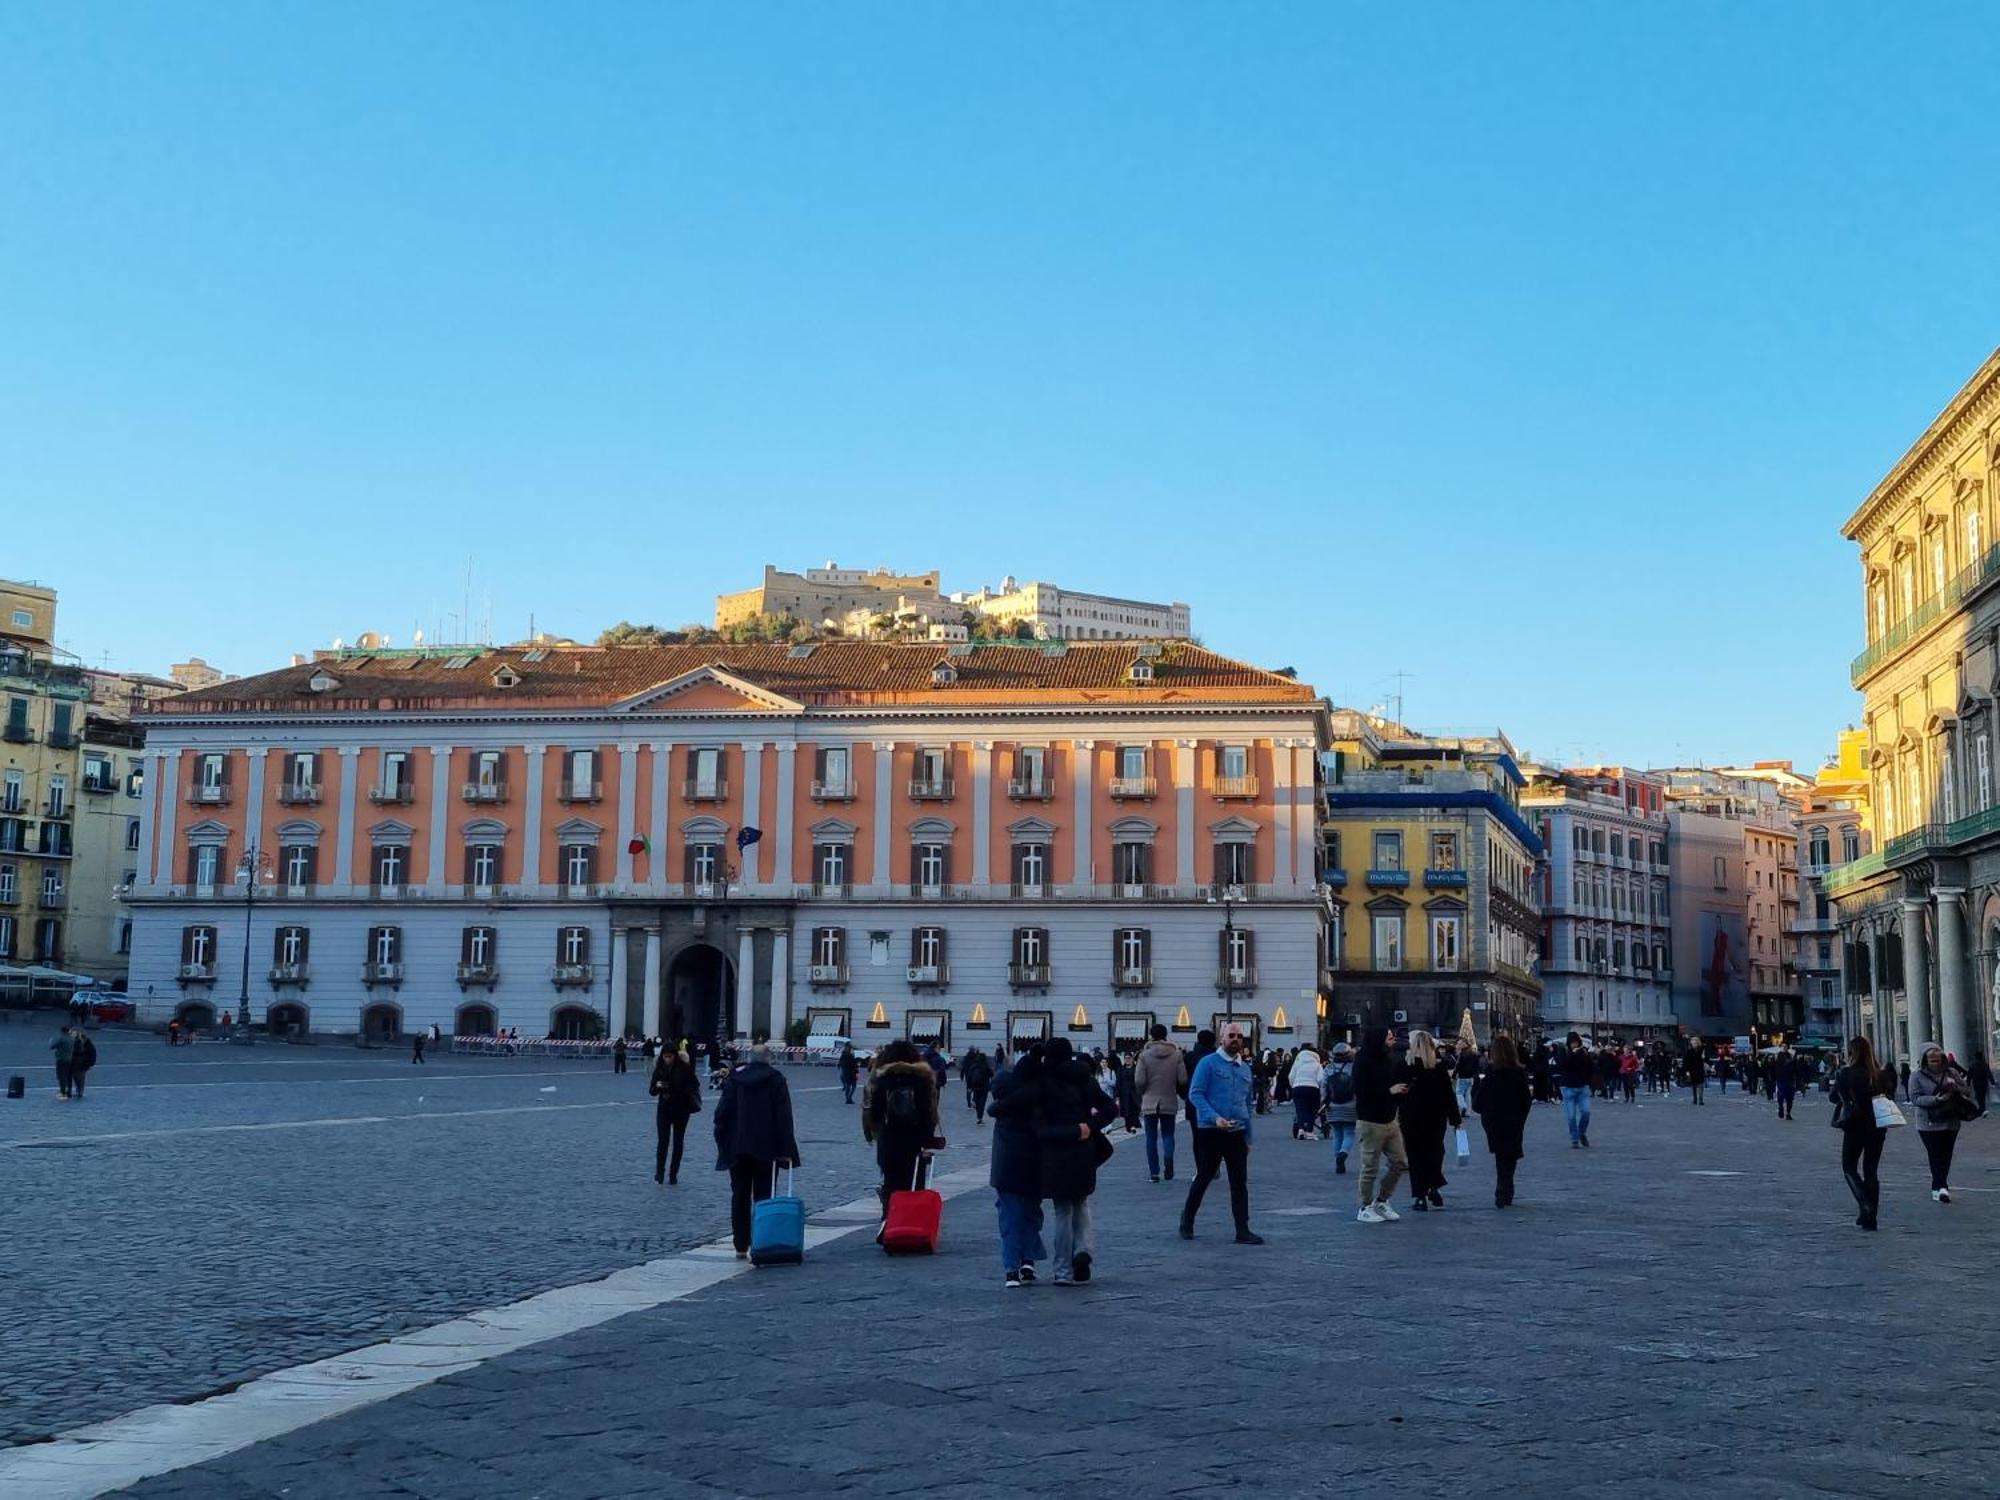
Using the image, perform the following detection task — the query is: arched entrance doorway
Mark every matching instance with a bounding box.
[175,999,216,1030]
[455,1002,497,1036]
[267,1001,309,1037]
[550,1004,600,1040]
[360,1002,402,1043]
[668,943,734,1045]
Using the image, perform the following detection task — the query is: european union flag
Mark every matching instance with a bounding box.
[736,826,763,850]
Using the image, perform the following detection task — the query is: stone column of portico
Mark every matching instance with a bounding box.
[642,927,663,1037]
[1934,887,1972,1061]
[608,926,629,1039]
[769,928,790,1042]
[1899,897,1931,1066]
[735,926,756,1039]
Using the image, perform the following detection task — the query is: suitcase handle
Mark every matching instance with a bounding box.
[910,1152,936,1193]
[774,1161,794,1199]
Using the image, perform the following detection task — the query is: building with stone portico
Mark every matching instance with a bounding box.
[124,640,1330,1053]
[1832,347,2000,1069]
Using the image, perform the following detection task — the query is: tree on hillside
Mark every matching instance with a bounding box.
[597,621,677,646]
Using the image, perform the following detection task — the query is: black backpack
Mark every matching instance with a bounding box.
[1324,1063,1355,1105]
[882,1073,927,1130]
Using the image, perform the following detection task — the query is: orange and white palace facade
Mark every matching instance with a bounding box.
[127,640,1332,1052]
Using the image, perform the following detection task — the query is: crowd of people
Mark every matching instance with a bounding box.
[639,1018,1998,1280]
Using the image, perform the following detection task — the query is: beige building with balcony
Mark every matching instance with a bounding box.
[1833,347,2000,1069]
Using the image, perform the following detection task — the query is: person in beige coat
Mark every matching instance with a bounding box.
[1132,1025,1188,1182]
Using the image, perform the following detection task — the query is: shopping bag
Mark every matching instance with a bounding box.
[1871,1096,1908,1130]
[1453,1127,1470,1164]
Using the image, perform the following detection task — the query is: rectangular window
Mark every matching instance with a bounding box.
[462,926,495,967]
[1373,831,1403,871]
[382,751,408,793]
[1214,841,1253,888]
[819,746,849,795]
[1431,915,1461,970]
[1013,745,1049,796]
[125,817,142,852]
[1219,744,1249,779]
[0,913,14,958]
[84,755,113,791]
[0,770,19,813]
[1980,734,1992,813]
[1014,926,1047,968]
[692,747,721,798]
[816,843,848,890]
[370,926,401,966]
[1013,842,1046,894]
[275,926,308,967]
[283,844,316,889]
[473,750,503,789]
[1373,914,1403,970]
[1222,925,1254,979]
[0,864,13,903]
[560,926,591,966]
[374,845,406,889]
[563,844,595,887]
[1116,927,1150,976]
[912,926,945,969]
[181,924,216,967]
[1113,841,1151,891]
[194,845,222,889]
[469,844,498,889]
[568,748,597,799]
[199,753,225,791]
[915,747,949,793]
[1713,855,1727,889]
[813,926,845,968]
[1119,745,1148,780]
[688,842,721,890]
[1429,832,1457,870]
[915,842,947,895]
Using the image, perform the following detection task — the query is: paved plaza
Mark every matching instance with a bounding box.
[5,1027,1999,1498]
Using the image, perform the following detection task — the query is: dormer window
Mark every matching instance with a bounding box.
[1127,660,1154,683]
[932,664,957,686]
[307,671,339,693]
[492,666,521,689]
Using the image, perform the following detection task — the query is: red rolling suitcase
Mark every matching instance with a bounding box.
[881,1153,942,1254]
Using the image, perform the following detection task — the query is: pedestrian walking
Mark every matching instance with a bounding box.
[837,1041,860,1105]
[984,1043,1047,1287]
[1322,1041,1358,1172]
[1178,1022,1263,1244]
[1472,1034,1532,1207]
[1529,1043,1554,1104]
[1619,1046,1639,1103]
[1398,1030,1462,1211]
[1132,1025,1187,1182]
[865,1041,940,1227]
[51,1024,76,1099]
[1557,1032,1594,1147]
[411,1030,427,1065]
[1032,1037,1117,1285]
[1832,1035,1895,1231]
[962,1045,994,1125]
[923,1043,949,1103]
[1288,1044,1323,1141]
[1593,1045,1618,1100]
[1684,1043,1707,1106]
[1969,1051,1993,1116]
[712,1042,801,1259]
[1114,1049,1142,1134]
[1453,1043,1481,1114]
[1774,1047,1800,1120]
[1353,1027,1412,1224]
[649,1041,702,1185]
[612,1036,628,1075]
[1899,1060,1912,1102]
[1182,1029,1216,1129]
[1909,1044,1975,1203]
[68,1029,97,1099]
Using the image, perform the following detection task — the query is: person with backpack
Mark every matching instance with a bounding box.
[68,1028,98,1099]
[1287,1045,1323,1141]
[1132,1024,1188,1182]
[1322,1041,1358,1172]
[1032,1037,1118,1285]
[712,1042,801,1259]
[649,1041,703,1185]
[865,1041,940,1227]
[962,1046,995,1124]
[984,1043,1047,1287]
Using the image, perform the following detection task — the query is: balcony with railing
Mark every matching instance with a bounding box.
[810,779,856,802]
[362,961,404,986]
[682,779,728,802]
[1852,540,2000,684]
[277,783,323,805]
[1007,775,1057,801]
[1108,775,1158,799]
[187,784,230,806]
[268,963,310,986]
[1884,802,2000,867]
[47,728,78,749]
[905,963,950,988]
[38,890,66,910]
[367,782,417,806]
[1008,963,1052,988]
[1824,850,1888,892]
[808,962,850,987]
[1365,868,1411,889]
[554,781,602,805]
[461,781,507,804]
[176,961,216,984]
[1111,965,1154,991]
[908,777,955,801]
[1215,966,1258,992]
[551,962,595,988]
[456,962,499,987]
[1422,868,1469,889]
[82,774,116,797]
[1212,775,1259,800]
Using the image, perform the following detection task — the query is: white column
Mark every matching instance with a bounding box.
[608,925,629,1039]
[769,928,790,1042]
[615,744,639,887]
[872,741,894,896]
[648,742,671,894]
[1936,887,1973,1061]
[1074,740,1095,889]
[642,927,663,1036]
[332,747,359,888]
[739,742,763,890]
[968,742,991,887]
[244,748,268,858]
[1174,741,1196,891]
[773,744,797,893]
[735,926,756,1039]
[135,749,164,886]
[1899,897,1930,1068]
[426,745,450,888]
[523,747,546,894]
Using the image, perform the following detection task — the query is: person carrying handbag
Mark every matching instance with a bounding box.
[1830,1035,1894,1230]
[1909,1044,1975,1203]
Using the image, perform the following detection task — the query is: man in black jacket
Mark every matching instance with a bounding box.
[1352,1027,1410,1224]
[713,1043,802,1259]
[1557,1032,1595,1146]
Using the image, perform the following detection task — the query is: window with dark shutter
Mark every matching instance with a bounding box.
[185,847,200,887]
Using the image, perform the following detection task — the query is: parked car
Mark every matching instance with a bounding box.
[85,996,133,1023]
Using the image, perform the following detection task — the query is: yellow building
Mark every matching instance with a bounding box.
[1833,347,2000,1068]
[1319,711,1543,1042]
[715,563,947,630]
[0,579,87,983]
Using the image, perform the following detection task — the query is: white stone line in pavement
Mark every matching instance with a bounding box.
[78,1069,594,1091]
[0,1099,651,1149]
[0,1163,991,1500]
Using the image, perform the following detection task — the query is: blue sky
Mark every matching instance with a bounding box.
[5,3,1998,769]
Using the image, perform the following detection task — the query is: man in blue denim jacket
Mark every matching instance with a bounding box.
[1177,1023,1263,1245]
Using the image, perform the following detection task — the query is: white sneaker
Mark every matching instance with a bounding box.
[1939,1188,1953,1204]
[1356,1204,1384,1223]
[1373,1200,1400,1221]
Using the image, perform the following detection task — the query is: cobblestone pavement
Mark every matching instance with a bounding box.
[17,1059,1991,1500]
[0,1028,884,1448]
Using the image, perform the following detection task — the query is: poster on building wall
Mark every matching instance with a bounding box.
[1697,911,1748,1019]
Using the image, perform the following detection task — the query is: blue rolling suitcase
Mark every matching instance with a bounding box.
[749,1163,805,1266]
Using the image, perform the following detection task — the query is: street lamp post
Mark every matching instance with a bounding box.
[235,843,272,1039]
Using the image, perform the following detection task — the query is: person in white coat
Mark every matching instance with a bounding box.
[1288,1045,1324,1140]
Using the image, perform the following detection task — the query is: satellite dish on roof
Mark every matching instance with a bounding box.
[413,629,425,646]
[332,637,346,651]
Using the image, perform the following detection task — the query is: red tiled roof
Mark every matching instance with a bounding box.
[146,641,1319,715]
